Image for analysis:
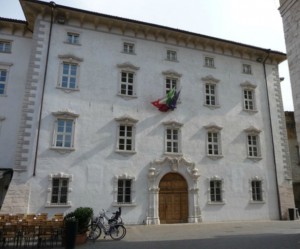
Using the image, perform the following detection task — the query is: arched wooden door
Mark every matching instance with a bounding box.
[159,173,188,224]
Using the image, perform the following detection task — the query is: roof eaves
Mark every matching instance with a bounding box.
[19,0,286,59]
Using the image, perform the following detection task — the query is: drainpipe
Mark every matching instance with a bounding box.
[261,49,282,220]
[33,1,56,176]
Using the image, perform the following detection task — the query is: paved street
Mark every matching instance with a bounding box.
[76,220,300,249]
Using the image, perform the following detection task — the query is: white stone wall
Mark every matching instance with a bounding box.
[0,1,294,223]
[0,29,32,169]
[23,17,287,223]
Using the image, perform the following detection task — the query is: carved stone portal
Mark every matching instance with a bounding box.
[146,156,201,224]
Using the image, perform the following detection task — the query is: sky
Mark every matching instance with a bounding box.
[0,0,294,111]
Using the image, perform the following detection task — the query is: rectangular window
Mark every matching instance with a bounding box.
[243,64,252,74]
[166,128,179,153]
[207,132,220,155]
[120,71,134,96]
[251,180,262,201]
[247,135,259,157]
[205,57,214,68]
[167,50,177,61]
[244,89,254,110]
[67,33,80,44]
[166,77,177,94]
[118,125,133,151]
[0,69,7,95]
[0,41,11,53]
[54,119,74,148]
[61,63,78,89]
[205,84,216,106]
[210,180,222,202]
[123,42,135,54]
[51,178,69,205]
[117,179,132,203]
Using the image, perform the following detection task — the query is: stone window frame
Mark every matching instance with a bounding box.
[112,173,136,207]
[122,41,136,55]
[204,124,223,159]
[0,40,12,53]
[51,111,79,153]
[242,63,252,75]
[0,62,13,97]
[117,62,140,98]
[45,172,73,208]
[57,55,83,92]
[115,115,138,154]
[163,120,183,156]
[241,81,258,113]
[207,175,225,205]
[162,70,182,97]
[202,75,220,109]
[249,176,265,203]
[166,49,178,62]
[244,126,262,161]
[204,55,215,68]
[66,31,81,45]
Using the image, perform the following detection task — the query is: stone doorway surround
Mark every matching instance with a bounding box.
[146,156,201,225]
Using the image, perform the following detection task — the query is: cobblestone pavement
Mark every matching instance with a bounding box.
[71,220,300,248]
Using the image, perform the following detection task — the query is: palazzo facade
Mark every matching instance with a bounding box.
[0,0,295,224]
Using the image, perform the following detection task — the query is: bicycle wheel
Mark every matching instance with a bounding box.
[86,223,102,241]
[109,224,126,240]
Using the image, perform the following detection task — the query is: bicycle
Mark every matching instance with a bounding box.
[86,207,126,241]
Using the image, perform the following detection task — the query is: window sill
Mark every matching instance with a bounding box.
[112,202,136,207]
[50,147,75,154]
[45,202,72,208]
[117,94,137,99]
[56,86,79,93]
[204,104,220,109]
[243,109,258,114]
[64,42,81,46]
[249,200,265,204]
[204,65,216,69]
[115,150,136,155]
[207,155,223,160]
[207,201,225,205]
[165,59,179,63]
[164,152,183,157]
[247,156,262,162]
[0,94,7,97]
[121,51,136,55]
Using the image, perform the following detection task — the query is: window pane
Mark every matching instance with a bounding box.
[51,178,69,205]
[71,65,77,75]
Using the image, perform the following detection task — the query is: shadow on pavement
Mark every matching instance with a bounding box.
[78,233,300,249]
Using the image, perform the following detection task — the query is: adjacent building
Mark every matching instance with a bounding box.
[279,0,300,218]
[0,0,295,224]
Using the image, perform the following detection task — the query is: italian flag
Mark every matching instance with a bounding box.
[151,88,180,112]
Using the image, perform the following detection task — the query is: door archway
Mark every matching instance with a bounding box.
[159,173,188,224]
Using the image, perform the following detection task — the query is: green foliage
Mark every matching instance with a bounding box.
[64,207,93,234]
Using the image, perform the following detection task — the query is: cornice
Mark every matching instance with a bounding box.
[0,18,32,37]
[20,0,286,64]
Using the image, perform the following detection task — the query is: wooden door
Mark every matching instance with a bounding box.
[159,173,188,224]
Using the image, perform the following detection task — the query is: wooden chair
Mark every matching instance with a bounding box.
[25,214,36,221]
[22,223,38,248]
[0,214,9,222]
[37,224,54,248]
[51,220,64,247]
[52,213,64,221]
[36,213,48,221]
[1,223,17,248]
